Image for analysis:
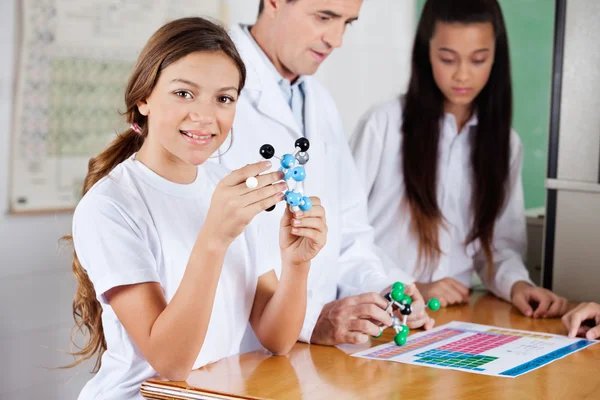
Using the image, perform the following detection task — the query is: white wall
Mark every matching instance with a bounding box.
[226,0,416,137]
[0,0,415,398]
[0,1,95,398]
[315,0,415,136]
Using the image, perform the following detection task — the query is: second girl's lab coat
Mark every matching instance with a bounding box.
[350,98,534,302]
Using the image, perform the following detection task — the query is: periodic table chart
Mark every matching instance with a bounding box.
[10,0,227,212]
[353,322,597,378]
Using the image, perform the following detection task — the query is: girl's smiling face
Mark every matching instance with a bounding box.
[137,50,241,168]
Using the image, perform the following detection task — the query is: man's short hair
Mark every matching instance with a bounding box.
[258,0,298,16]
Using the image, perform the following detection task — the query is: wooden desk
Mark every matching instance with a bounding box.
[141,293,600,399]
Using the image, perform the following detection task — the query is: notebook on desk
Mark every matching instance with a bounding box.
[141,379,265,400]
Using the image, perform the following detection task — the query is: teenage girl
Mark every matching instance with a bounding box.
[65,17,326,399]
[351,0,567,318]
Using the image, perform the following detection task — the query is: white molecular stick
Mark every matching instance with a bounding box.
[256,139,312,214]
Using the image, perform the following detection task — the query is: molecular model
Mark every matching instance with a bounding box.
[254,138,312,213]
[374,282,441,346]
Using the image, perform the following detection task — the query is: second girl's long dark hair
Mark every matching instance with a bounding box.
[401,0,512,273]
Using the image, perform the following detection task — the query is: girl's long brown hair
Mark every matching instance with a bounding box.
[63,17,246,372]
[402,0,512,274]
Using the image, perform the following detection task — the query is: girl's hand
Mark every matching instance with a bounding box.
[510,281,569,318]
[204,161,286,246]
[562,302,600,340]
[415,278,470,308]
[279,197,327,267]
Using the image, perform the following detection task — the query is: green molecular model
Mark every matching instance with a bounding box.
[374,282,440,346]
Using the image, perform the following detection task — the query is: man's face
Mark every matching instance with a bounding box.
[268,0,363,80]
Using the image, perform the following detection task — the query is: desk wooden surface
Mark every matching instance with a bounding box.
[142,293,600,400]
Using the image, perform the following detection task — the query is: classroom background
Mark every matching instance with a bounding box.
[1,0,598,398]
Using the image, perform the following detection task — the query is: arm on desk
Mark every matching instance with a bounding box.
[250,267,309,355]
[250,200,327,355]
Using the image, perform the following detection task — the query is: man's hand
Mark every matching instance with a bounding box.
[395,284,435,330]
[415,278,470,307]
[310,293,393,345]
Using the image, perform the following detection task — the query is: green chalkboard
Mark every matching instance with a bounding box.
[415,0,555,209]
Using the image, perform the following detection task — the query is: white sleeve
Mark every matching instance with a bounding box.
[349,102,416,286]
[298,299,326,343]
[473,132,534,302]
[336,116,413,300]
[72,194,160,304]
[349,107,385,201]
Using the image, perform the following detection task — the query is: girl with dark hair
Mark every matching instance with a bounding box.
[63,17,326,399]
[351,0,567,318]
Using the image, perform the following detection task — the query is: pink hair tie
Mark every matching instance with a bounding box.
[131,123,142,135]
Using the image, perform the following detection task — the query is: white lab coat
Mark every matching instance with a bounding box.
[211,25,412,346]
[350,97,534,302]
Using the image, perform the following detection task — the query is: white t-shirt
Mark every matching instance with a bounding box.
[72,155,270,400]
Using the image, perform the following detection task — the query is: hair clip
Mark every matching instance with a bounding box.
[131,123,142,135]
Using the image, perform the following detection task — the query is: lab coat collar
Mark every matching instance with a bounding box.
[229,24,303,138]
[444,111,479,136]
[300,78,327,200]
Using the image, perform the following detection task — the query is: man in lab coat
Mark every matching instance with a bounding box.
[213,0,433,347]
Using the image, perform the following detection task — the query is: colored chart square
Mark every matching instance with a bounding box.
[415,347,499,371]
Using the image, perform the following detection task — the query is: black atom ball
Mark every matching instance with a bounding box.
[260,144,275,159]
[295,138,310,152]
[400,304,412,315]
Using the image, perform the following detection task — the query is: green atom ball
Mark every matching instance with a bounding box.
[392,282,405,294]
[428,298,441,311]
[400,325,410,336]
[401,294,412,305]
[391,289,403,302]
[394,332,408,346]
